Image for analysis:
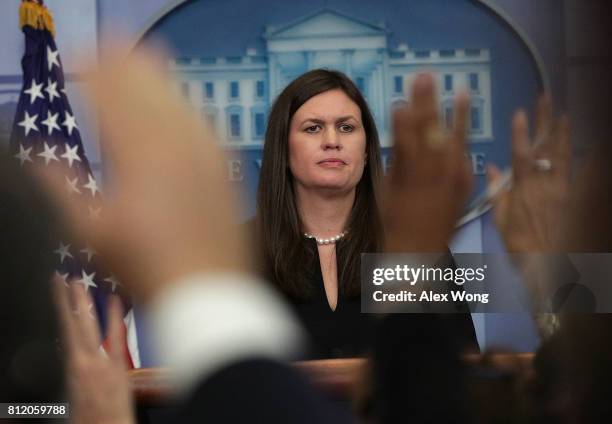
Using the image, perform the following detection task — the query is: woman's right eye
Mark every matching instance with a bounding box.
[305,125,321,133]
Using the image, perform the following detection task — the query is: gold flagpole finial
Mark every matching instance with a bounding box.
[19,0,56,38]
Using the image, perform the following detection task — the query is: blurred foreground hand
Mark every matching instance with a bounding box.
[383,73,473,252]
[487,96,572,253]
[47,46,250,303]
[53,278,134,424]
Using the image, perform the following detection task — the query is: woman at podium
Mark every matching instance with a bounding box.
[248,69,478,359]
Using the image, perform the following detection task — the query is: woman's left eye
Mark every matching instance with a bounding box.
[339,124,354,133]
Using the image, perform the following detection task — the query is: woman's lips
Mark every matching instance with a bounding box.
[318,158,347,167]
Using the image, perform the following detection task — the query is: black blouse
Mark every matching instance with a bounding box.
[246,220,479,360]
[284,237,479,360]
[286,237,376,359]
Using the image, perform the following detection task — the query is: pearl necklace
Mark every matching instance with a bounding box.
[303,230,348,245]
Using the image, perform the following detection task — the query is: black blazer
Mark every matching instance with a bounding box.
[174,358,354,423]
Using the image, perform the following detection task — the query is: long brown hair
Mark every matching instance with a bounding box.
[255,69,383,299]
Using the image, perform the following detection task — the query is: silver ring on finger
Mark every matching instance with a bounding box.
[534,158,552,172]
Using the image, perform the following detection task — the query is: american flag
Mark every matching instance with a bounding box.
[9,0,140,368]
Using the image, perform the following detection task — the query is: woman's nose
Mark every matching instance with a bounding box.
[322,128,341,150]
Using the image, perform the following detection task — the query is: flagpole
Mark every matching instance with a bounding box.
[13,0,140,369]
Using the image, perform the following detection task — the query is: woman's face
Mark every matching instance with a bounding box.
[288,89,367,193]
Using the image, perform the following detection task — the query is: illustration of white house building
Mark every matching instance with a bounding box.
[169,9,492,148]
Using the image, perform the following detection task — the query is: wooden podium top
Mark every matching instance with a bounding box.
[129,353,534,406]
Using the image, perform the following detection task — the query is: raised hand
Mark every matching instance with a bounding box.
[383,73,473,252]
[487,96,572,253]
[40,46,250,303]
[52,277,135,424]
